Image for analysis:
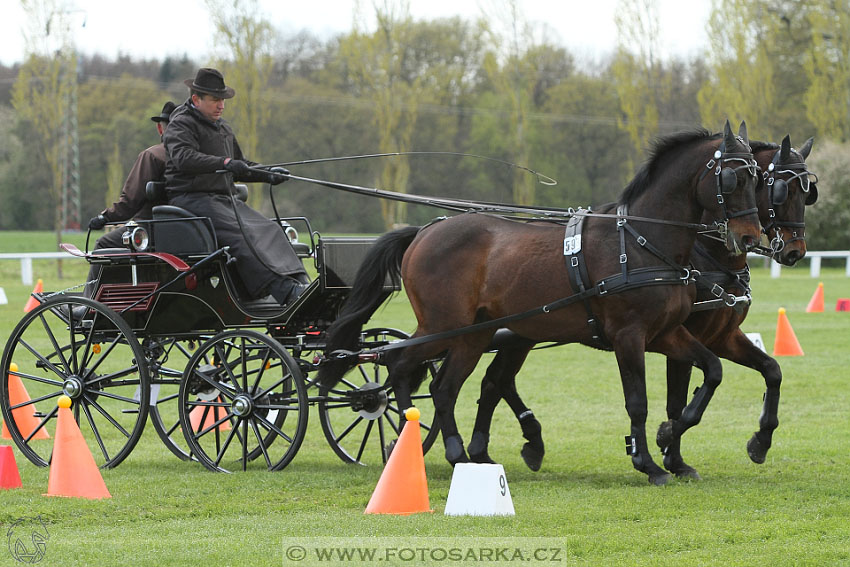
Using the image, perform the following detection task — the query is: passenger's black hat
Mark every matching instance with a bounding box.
[183,68,235,99]
[151,101,176,123]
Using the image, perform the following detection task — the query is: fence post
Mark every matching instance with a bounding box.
[21,257,33,286]
[810,256,821,278]
[770,260,781,278]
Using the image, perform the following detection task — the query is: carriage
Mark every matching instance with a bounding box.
[0,183,441,473]
[1,124,817,483]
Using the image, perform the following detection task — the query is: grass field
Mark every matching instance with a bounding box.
[0,233,849,566]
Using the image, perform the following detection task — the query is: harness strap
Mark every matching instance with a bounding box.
[346,266,692,358]
[563,214,609,347]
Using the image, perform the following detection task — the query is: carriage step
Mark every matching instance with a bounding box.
[121,408,141,414]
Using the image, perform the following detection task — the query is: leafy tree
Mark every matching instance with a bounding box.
[612,0,668,169]
[205,0,276,209]
[804,0,850,142]
[802,139,850,250]
[338,0,422,229]
[12,0,78,268]
[698,0,776,140]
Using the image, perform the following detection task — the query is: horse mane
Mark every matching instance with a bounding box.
[619,128,716,205]
[749,140,779,153]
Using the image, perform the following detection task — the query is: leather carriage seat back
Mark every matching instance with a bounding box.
[146,181,248,257]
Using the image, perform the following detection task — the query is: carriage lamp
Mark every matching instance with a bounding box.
[283,223,299,244]
[122,222,150,252]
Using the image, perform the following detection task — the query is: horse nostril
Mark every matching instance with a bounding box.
[742,235,757,251]
[784,250,802,266]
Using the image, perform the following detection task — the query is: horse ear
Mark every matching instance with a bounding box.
[780,135,791,163]
[723,120,734,145]
[737,121,749,145]
[798,137,814,159]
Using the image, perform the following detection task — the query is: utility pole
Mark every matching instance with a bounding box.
[60,54,80,231]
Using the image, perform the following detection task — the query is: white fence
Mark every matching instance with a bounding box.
[2,250,849,286]
[748,250,850,278]
[0,252,84,286]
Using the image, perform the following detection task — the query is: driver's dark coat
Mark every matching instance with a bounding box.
[164,98,306,298]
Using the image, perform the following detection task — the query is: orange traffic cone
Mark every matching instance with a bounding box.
[2,363,50,441]
[0,445,23,489]
[365,407,432,515]
[806,282,824,313]
[773,307,804,357]
[23,279,43,313]
[46,396,111,499]
[189,397,232,432]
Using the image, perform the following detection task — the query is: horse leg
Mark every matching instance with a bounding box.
[613,333,671,486]
[382,347,432,458]
[712,330,782,464]
[654,329,724,465]
[661,358,701,479]
[431,344,487,466]
[469,346,544,470]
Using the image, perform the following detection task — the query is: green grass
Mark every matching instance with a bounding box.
[1,233,849,566]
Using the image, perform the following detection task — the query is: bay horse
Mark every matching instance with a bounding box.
[319,121,762,485]
[468,135,816,478]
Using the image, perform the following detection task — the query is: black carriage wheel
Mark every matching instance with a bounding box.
[0,296,149,469]
[178,330,308,472]
[145,337,206,461]
[318,328,440,465]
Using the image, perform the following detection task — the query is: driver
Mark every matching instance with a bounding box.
[163,67,308,306]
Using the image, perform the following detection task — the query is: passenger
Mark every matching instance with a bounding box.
[85,100,176,297]
[163,67,308,306]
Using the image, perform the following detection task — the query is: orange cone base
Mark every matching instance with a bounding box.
[806,282,824,313]
[46,406,111,499]
[3,371,50,441]
[773,308,804,357]
[189,398,232,432]
[364,418,431,515]
[0,446,23,489]
[23,279,43,313]
[837,298,850,312]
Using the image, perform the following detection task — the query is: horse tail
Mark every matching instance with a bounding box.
[318,225,422,388]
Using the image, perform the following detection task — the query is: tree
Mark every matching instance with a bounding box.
[338,0,422,229]
[480,0,545,206]
[612,0,668,168]
[697,0,775,140]
[804,0,850,142]
[12,0,79,273]
[205,0,276,209]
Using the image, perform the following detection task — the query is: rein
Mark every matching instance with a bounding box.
[285,171,720,232]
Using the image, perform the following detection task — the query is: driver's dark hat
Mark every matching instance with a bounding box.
[183,68,235,99]
[151,101,176,123]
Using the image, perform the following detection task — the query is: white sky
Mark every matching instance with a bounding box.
[1,0,711,67]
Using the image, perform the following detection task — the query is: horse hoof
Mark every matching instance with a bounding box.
[747,433,768,464]
[674,466,701,480]
[663,454,701,480]
[445,435,469,465]
[470,452,495,464]
[656,420,674,449]
[384,439,397,460]
[521,443,544,472]
[648,471,672,486]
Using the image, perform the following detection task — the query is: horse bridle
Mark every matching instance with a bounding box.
[759,148,819,255]
[697,139,760,238]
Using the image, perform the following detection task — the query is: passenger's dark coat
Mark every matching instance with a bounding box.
[164,99,306,297]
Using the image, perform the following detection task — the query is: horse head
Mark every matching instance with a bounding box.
[756,135,817,266]
[696,120,762,255]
